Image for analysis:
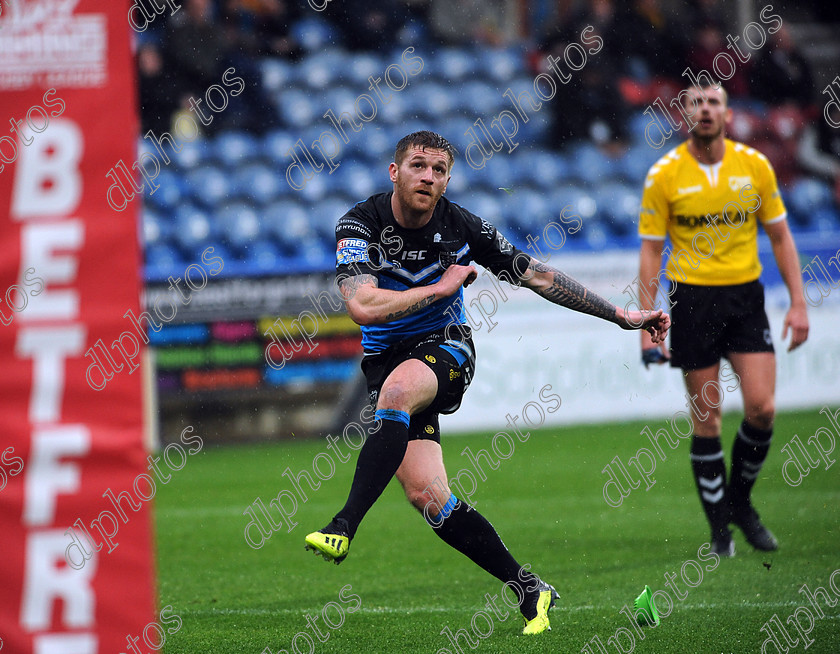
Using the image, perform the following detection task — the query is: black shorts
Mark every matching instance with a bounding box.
[361,327,475,443]
[669,280,774,370]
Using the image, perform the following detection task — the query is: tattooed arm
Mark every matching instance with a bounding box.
[338,265,477,326]
[519,258,670,341]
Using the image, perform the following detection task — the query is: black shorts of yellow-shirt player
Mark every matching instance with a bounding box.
[669,279,774,371]
[361,327,475,443]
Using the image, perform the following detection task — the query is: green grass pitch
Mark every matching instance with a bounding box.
[155,409,840,653]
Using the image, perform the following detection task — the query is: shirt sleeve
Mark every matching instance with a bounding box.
[335,205,380,279]
[463,209,530,279]
[638,171,670,240]
[754,155,787,225]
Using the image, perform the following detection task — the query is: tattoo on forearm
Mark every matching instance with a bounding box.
[384,295,436,322]
[339,274,378,299]
[528,261,616,321]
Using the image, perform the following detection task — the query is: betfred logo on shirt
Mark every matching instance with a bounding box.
[337,238,369,265]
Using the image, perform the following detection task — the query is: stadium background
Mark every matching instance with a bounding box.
[1,0,839,652]
[132,0,840,445]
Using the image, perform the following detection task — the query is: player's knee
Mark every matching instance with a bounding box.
[377,381,414,412]
[406,487,435,512]
[748,400,775,430]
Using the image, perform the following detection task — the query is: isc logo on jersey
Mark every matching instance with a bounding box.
[337,238,369,265]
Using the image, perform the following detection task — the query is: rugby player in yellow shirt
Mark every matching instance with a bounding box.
[637,84,809,556]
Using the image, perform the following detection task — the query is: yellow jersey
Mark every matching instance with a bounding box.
[638,138,787,286]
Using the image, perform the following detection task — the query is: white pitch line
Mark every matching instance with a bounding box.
[179,599,830,618]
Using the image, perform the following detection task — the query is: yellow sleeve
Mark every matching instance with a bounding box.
[638,172,669,239]
[754,155,787,224]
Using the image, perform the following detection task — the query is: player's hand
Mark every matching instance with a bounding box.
[639,322,670,366]
[619,308,671,342]
[436,264,478,297]
[782,304,809,351]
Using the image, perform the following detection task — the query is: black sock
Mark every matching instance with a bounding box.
[335,410,410,538]
[431,497,538,616]
[690,435,728,537]
[729,420,772,509]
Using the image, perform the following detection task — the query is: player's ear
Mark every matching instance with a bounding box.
[388,161,398,182]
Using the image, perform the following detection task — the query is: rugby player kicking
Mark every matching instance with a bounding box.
[306,131,670,634]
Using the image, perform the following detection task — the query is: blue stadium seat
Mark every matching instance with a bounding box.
[481,48,523,83]
[550,186,598,223]
[596,183,641,236]
[618,142,662,184]
[169,137,212,170]
[144,243,184,281]
[412,81,456,119]
[432,48,477,82]
[333,161,377,200]
[466,191,504,227]
[482,154,515,191]
[262,129,297,167]
[232,163,284,206]
[215,202,262,253]
[456,80,502,116]
[184,164,232,207]
[291,16,338,52]
[501,187,549,235]
[311,197,350,243]
[277,89,317,128]
[299,50,347,90]
[379,90,410,124]
[297,168,330,202]
[172,204,216,254]
[346,52,385,87]
[141,207,169,248]
[145,168,187,212]
[261,58,299,93]
[568,144,616,186]
[788,177,834,227]
[241,241,286,275]
[512,149,569,189]
[262,199,316,252]
[213,131,259,168]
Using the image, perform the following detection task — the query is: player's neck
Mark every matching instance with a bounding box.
[687,136,726,165]
[391,193,434,229]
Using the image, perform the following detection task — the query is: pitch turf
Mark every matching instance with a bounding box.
[155,409,840,653]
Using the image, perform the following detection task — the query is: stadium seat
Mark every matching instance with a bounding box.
[144,243,185,282]
[333,161,377,200]
[145,168,187,212]
[618,143,661,184]
[466,191,505,227]
[291,16,338,52]
[262,129,297,167]
[277,89,318,128]
[184,164,232,208]
[262,199,317,253]
[172,204,216,254]
[431,48,477,82]
[141,207,168,248]
[241,240,286,275]
[412,81,456,119]
[345,52,385,87]
[512,149,569,189]
[311,197,350,243]
[456,80,502,116]
[299,50,348,90]
[788,177,834,227]
[501,187,549,235]
[379,90,410,124]
[170,137,212,170]
[293,167,328,202]
[260,58,298,93]
[215,202,263,253]
[728,108,764,144]
[595,183,641,237]
[232,163,284,206]
[213,131,260,168]
[568,143,617,186]
[481,48,523,83]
